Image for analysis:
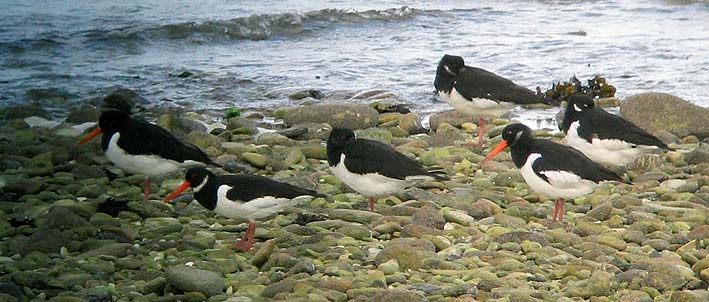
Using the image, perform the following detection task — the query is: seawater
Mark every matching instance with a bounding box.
[1,0,707,129]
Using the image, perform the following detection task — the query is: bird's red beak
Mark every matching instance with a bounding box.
[482,140,509,164]
[79,127,102,145]
[163,181,191,204]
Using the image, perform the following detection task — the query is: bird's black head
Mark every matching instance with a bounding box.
[163,166,216,207]
[438,54,465,76]
[561,94,594,132]
[79,110,131,145]
[184,167,214,189]
[501,123,534,147]
[566,94,595,114]
[98,110,131,134]
[327,127,355,148]
[483,123,534,164]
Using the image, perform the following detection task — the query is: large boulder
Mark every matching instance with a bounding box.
[621,93,709,139]
[101,88,149,113]
[429,110,473,131]
[282,104,378,130]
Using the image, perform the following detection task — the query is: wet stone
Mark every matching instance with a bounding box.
[165,267,225,297]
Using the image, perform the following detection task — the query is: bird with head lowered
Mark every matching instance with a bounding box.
[435,54,551,147]
[561,94,672,167]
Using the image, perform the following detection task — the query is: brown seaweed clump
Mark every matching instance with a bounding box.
[537,75,616,105]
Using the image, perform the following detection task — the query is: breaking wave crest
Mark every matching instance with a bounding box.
[94,6,422,43]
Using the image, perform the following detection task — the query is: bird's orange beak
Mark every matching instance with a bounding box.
[482,140,509,164]
[79,127,102,145]
[163,181,191,203]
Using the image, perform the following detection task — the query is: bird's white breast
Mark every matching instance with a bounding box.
[519,153,595,200]
[330,153,407,197]
[105,133,183,176]
[438,87,514,117]
[213,185,307,220]
[564,121,653,167]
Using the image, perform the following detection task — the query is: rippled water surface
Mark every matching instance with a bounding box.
[1,0,707,127]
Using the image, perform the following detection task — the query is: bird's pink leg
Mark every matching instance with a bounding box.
[476,117,486,149]
[368,196,376,212]
[235,220,256,252]
[143,176,151,201]
[552,198,565,223]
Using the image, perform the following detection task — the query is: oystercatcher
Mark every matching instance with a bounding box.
[434,54,550,147]
[483,123,626,223]
[79,110,214,201]
[561,94,672,167]
[163,167,325,251]
[327,127,448,212]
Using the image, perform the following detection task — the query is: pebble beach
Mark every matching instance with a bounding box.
[1,88,708,302]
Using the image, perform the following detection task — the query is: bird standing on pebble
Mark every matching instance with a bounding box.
[561,94,672,167]
[163,167,326,251]
[326,127,447,212]
[79,110,214,201]
[483,123,626,223]
[435,54,550,147]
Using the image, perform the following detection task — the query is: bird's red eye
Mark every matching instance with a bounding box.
[340,134,348,140]
[191,173,197,178]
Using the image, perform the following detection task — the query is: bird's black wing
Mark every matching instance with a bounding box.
[343,139,444,180]
[117,119,213,164]
[584,108,670,149]
[530,139,624,183]
[454,66,547,105]
[221,174,325,201]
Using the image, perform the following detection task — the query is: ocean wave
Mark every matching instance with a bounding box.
[90,6,422,43]
[5,6,485,47]
[0,38,63,54]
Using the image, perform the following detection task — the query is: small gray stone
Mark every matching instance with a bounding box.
[370,289,429,302]
[66,104,100,124]
[241,152,268,169]
[226,117,258,133]
[165,267,225,297]
[276,127,308,139]
[256,132,296,146]
[429,110,471,131]
[262,279,298,298]
[495,231,550,246]
[586,202,613,221]
[251,239,277,268]
[327,209,382,224]
[685,145,709,165]
[411,205,445,230]
[76,243,137,259]
[635,172,669,182]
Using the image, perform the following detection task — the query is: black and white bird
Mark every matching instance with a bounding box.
[163,167,325,251]
[434,54,550,147]
[326,127,447,212]
[561,94,672,167]
[483,123,626,223]
[79,110,214,201]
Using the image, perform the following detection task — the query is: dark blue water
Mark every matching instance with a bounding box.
[1,0,707,126]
